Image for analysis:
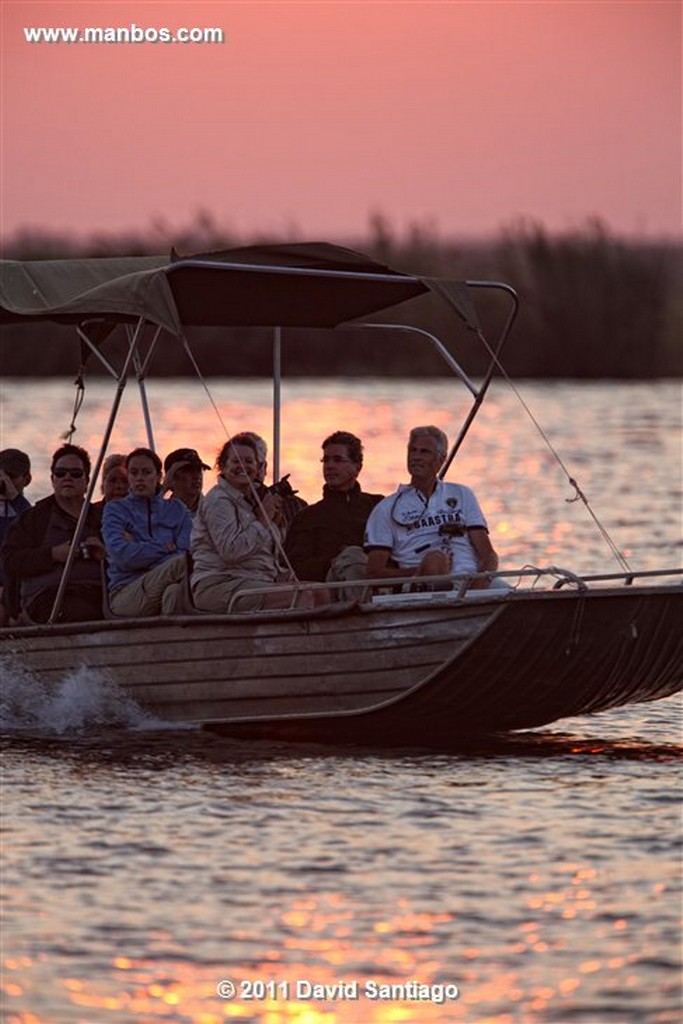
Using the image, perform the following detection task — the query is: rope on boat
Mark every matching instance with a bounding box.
[61,368,86,442]
[473,327,632,574]
[176,333,299,581]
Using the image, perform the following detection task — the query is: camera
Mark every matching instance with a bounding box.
[439,522,466,538]
[266,474,299,499]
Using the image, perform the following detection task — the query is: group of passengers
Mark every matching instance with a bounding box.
[0,425,499,625]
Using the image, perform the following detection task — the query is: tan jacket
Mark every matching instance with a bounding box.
[190,477,281,587]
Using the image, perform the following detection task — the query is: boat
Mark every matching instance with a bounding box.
[0,243,681,749]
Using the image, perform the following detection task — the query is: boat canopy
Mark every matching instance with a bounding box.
[0,242,481,335]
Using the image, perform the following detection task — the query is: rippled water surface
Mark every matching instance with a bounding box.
[1,379,681,1023]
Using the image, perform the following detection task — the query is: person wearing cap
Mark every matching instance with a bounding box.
[2,444,104,624]
[161,448,210,518]
[0,448,32,625]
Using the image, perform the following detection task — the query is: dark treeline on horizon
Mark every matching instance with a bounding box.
[1,213,681,378]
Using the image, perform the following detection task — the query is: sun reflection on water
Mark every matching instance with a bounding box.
[3,379,680,574]
[2,380,681,1024]
[4,869,680,1023]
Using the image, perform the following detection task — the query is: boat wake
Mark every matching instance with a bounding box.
[0,656,165,736]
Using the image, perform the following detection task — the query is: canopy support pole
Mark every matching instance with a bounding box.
[132,351,155,452]
[440,282,519,476]
[272,326,282,483]
[129,323,161,451]
[47,319,144,625]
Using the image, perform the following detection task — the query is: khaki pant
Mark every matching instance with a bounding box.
[326,545,369,602]
[110,554,189,617]
[192,574,275,613]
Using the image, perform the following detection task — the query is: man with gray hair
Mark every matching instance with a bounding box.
[364,425,499,589]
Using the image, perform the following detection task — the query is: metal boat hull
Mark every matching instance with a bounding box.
[2,585,680,747]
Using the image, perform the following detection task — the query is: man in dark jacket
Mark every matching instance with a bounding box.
[284,431,382,597]
[2,444,104,623]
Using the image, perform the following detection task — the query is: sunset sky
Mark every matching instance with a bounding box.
[1,1,680,243]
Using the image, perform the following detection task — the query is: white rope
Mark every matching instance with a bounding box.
[474,327,632,573]
[178,333,298,580]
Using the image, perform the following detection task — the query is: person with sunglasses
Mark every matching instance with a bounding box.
[283,431,383,598]
[2,444,105,623]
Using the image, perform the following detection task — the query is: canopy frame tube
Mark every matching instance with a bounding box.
[272,327,282,482]
[127,322,163,451]
[47,318,145,624]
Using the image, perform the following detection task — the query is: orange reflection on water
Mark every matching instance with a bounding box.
[7,863,675,1023]
[3,890,536,1023]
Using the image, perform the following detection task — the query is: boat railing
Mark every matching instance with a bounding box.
[547,566,683,589]
[224,566,683,613]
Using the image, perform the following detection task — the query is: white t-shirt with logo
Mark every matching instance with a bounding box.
[364,480,488,574]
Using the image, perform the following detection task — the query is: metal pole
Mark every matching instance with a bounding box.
[273,326,281,483]
[132,346,155,450]
[47,320,142,624]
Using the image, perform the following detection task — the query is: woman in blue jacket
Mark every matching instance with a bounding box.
[102,448,192,616]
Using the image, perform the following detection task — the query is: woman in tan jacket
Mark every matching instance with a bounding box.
[191,435,328,613]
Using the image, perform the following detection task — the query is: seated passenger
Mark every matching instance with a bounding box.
[0,448,32,625]
[100,453,128,503]
[2,444,104,623]
[364,426,499,590]
[161,447,210,518]
[243,431,307,531]
[284,431,383,596]
[102,447,192,616]
[191,435,327,613]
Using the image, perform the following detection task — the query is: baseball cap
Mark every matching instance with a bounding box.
[163,448,210,472]
[0,448,31,475]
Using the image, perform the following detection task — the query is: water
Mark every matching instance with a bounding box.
[1,379,681,1024]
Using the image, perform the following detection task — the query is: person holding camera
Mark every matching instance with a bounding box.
[364,426,499,590]
[0,449,32,625]
[242,431,307,532]
[2,444,105,623]
[191,434,327,612]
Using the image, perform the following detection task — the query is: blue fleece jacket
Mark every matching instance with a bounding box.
[102,493,192,591]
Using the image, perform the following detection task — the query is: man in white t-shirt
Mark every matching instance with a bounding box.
[364,425,499,589]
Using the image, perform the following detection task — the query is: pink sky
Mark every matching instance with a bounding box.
[1,1,680,242]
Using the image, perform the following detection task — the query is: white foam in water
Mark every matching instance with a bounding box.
[0,656,162,735]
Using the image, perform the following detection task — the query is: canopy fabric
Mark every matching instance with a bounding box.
[0,255,179,331]
[0,242,478,334]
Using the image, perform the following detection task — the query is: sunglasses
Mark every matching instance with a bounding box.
[52,468,85,479]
